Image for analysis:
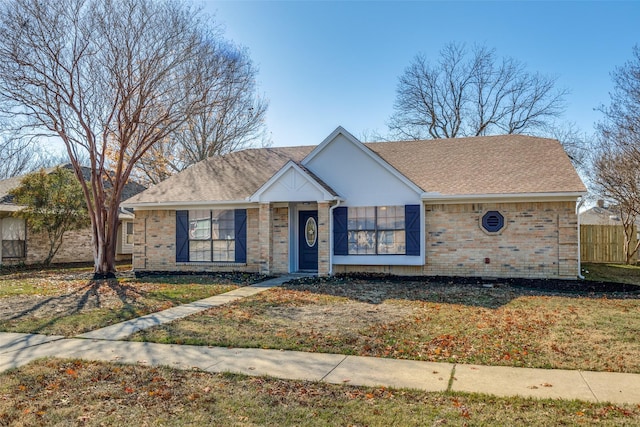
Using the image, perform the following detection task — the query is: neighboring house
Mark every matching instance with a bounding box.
[123,127,587,279]
[0,164,145,266]
[580,200,638,226]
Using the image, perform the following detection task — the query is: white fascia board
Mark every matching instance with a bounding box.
[121,200,256,211]
[249,160,337,203]
[421,191,587,204]
[302,126,424,196]
[0,204,24,213]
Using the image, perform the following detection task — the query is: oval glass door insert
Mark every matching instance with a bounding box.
[305,217,317,247]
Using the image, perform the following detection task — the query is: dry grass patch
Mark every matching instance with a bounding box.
[0,268,264,336]
[132,278,640,373]
[0,359,638,426]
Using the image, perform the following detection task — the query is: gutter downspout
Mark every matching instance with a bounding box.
[328,198,342,276]
[576,197,585,279]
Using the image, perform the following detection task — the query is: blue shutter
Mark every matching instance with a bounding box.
[234,209,247,263]
[405,204,421,256]
[176,210,189,262]
[333,206,348,256]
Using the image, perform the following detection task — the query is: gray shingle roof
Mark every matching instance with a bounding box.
[124,134,586,206]
[367,135,586,195]
[124,146,314,205]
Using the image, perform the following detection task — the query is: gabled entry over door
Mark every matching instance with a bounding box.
[298,210,318,271]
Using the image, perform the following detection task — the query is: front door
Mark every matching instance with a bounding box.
[298,210,318,271]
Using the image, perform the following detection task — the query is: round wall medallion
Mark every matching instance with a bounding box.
[481,211,505,233]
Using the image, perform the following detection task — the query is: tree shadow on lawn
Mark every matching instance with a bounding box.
[280,274,640,309]
[0,279,150,335]
[0,271,264,335]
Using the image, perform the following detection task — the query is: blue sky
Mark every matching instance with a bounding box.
[206,1,640,147]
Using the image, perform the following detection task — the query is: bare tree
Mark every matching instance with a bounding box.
[133,43,269,185]
[389,42,567,140]
[0,135,33,179]
[592,45,640,264]
[541,121,592,172]
[0,0,228,276]
[598,45,640,162]
[591,145,640,264]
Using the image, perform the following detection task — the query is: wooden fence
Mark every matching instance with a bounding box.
[580,224,637,263]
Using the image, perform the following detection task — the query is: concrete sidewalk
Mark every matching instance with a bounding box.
[1,273,639,405]
[1,333,639,405]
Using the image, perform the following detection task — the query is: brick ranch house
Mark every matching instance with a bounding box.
[123,127,587,279]
[0,165,145,266]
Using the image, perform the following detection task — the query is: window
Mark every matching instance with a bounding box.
[482,211,505,233]
[188,209,235,262]
[125,221,134,245]
[2,218,26,259]
[347,206,405,255]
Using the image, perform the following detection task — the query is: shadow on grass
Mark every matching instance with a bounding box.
[280,274,640,309]
[0,279,150,335]
[0,271,266,336]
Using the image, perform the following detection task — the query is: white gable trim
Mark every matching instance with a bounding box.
[302,126,424,195]
[249,161,339,203]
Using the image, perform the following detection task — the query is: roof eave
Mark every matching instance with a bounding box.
[122,200,255,210]
[421,191,587,204]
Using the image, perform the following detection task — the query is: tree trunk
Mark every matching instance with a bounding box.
[91,205,120,279]
[622,223,639,265]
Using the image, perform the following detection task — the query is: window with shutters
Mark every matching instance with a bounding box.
[188,209,235,262]
[347,206,406,255]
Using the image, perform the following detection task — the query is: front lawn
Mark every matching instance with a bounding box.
[582,262,640,285]
[131,277,640,373]
[0,359,637,426]
[0,267,265,336]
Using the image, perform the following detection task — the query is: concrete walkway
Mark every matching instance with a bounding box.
[77,274,294,340]
[1,275,639,405]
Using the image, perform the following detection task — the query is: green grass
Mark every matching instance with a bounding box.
[0,359,637,426]
[582,262,640,285]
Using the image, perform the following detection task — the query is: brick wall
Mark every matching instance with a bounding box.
[132,201,578,279]
[25,227,94,264]
[334,201,579,279]
[133,208,261,273]
[272,207,289,274]
[318,202,330,276]
[424,201,577,279]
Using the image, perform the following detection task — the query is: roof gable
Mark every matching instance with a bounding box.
[301,127,423,205]
[250,161,338,203]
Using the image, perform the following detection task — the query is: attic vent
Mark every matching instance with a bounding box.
[482,211,504,233]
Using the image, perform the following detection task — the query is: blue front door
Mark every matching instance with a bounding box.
[298,210,318,271]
